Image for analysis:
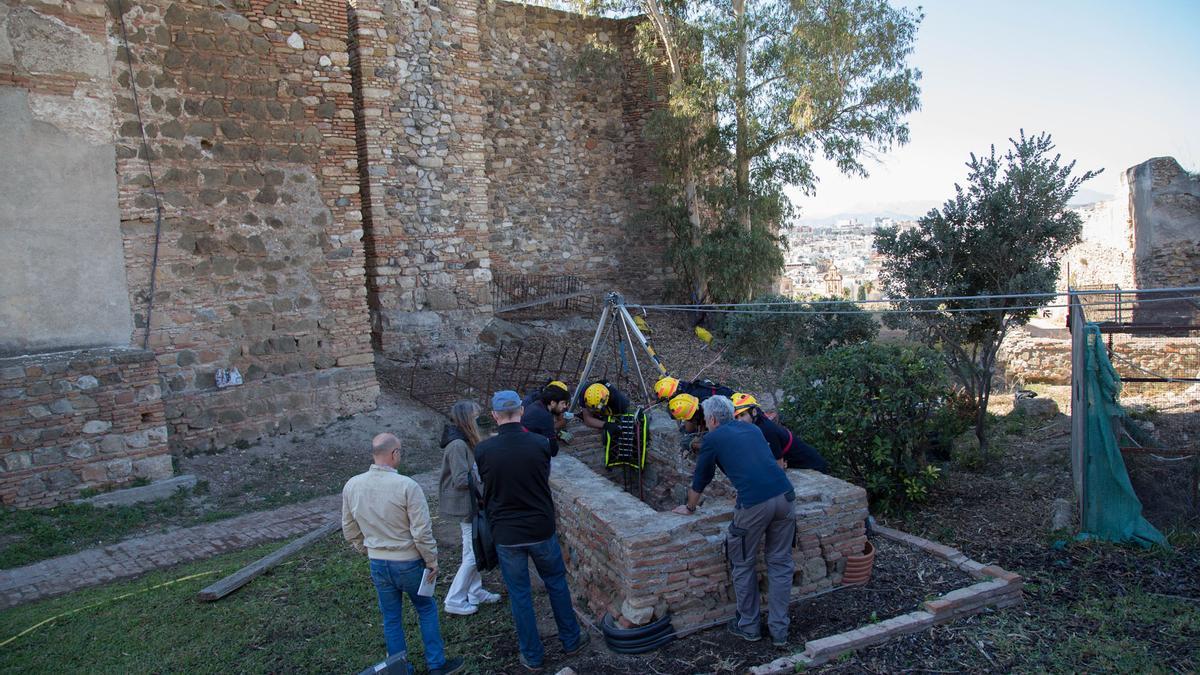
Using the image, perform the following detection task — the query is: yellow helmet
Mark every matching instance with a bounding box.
[584,383,610,410]
[547,380,569,394]
[668,393,700,422]
[654,376,680,400]
[732,392,757,415]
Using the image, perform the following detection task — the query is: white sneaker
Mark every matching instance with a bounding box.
[444,604,478,616]
[474,591,502,604]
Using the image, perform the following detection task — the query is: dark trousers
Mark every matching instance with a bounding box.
[727,492,796,638]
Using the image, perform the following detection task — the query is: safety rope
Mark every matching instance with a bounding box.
[116,0,165,350]
[0,570,219,648]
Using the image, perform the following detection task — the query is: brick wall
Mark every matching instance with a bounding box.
[552,411,868,630]
[0,348,170,507]
[551,454,868,630]
[108,0,379,449]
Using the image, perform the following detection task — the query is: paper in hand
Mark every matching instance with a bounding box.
[417,569,436,597]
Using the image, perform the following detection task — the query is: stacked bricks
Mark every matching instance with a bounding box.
[550,411,869,632]
[348,0,496,360]
[105,0,378,450]
[0,348,170,507]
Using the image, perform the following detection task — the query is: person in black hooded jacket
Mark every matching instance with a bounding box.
[520,380,570,455]
[437,400,501,616]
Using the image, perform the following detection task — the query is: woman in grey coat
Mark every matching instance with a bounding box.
[438,400,501,615]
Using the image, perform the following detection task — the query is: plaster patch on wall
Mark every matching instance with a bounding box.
[27,89,116,146]
[6,6,109,79]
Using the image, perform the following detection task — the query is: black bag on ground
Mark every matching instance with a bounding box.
[468,469,498,571]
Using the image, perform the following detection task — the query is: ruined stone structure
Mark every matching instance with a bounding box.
[1060,156,1199,293]
[999,156,1200,386]
[1,0,668,506]
[553,411,868,630]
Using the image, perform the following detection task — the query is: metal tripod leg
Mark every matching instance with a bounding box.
[570,303,611,411]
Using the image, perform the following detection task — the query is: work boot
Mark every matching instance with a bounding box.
[563,630,592,656]
[726,618,761,642]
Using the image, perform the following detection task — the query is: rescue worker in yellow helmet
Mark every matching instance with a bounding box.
[732,392,828,473]
[654,376,734,403]
[578,380,632,431]
[669,392,710,454]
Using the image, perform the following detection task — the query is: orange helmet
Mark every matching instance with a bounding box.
[654,376,680,400]
[731,392,757,415]
[668,393,700,422]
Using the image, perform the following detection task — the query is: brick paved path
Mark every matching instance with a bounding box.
[0,471,438,610]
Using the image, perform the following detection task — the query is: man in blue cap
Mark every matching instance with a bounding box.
[474,391,588,672]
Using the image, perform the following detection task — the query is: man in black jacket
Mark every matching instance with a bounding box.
[521,380,570,455]
[475,391,587,671]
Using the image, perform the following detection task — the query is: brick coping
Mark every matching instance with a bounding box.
[749,524,1024,674]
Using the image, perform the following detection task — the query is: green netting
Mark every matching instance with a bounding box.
[1079,324,1168,548]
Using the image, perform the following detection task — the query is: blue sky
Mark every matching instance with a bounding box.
[791,0,1200,220]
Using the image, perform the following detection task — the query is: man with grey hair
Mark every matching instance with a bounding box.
[673,395,797,647]
[343,433,465,675]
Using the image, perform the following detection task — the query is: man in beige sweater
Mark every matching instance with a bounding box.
[343,433,464,675]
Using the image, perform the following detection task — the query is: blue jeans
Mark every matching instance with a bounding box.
[496,533,583,667]
[369,558,446,670]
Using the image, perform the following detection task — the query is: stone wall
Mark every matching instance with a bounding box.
[997,327,1200,387]
[0,348,171,507]
[482,3,667,295]
[349,0,495,360]
[0,21,133,355]
[351,0,668,359]
[1129,157,1200,290]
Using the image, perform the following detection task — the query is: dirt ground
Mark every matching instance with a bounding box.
[178,386,447,515]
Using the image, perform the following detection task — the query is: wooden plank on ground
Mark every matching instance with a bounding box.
[197,518,340,602]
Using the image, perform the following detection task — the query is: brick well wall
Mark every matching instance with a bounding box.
[0,348,171,507]
[552,411,869,630]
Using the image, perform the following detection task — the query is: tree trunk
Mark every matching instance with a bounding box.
[733,0,750,230]
[642,0,707,299]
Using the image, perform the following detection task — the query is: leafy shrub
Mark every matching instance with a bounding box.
[781,342,949,512]
[716,294,878,367]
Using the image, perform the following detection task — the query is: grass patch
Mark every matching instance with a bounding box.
[0,492,202,569]
[0,537,512,673]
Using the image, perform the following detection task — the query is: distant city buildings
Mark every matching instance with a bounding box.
[779,217,918,299]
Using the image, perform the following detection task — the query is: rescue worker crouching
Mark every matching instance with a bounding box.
[668,392,706,454]
[578,381,632,439]
[731,393,828,473]
[521,380,571,456]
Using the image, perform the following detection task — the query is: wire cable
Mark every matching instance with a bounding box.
[629,293,1200,317]
[633,285,1200,310]
[116,0,165,351]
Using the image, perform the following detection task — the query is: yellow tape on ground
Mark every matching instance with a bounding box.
[0,570,220,648]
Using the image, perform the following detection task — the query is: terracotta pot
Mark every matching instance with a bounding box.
[841,539,875,586]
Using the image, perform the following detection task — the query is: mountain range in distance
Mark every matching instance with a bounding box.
[795,188,1114,228]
